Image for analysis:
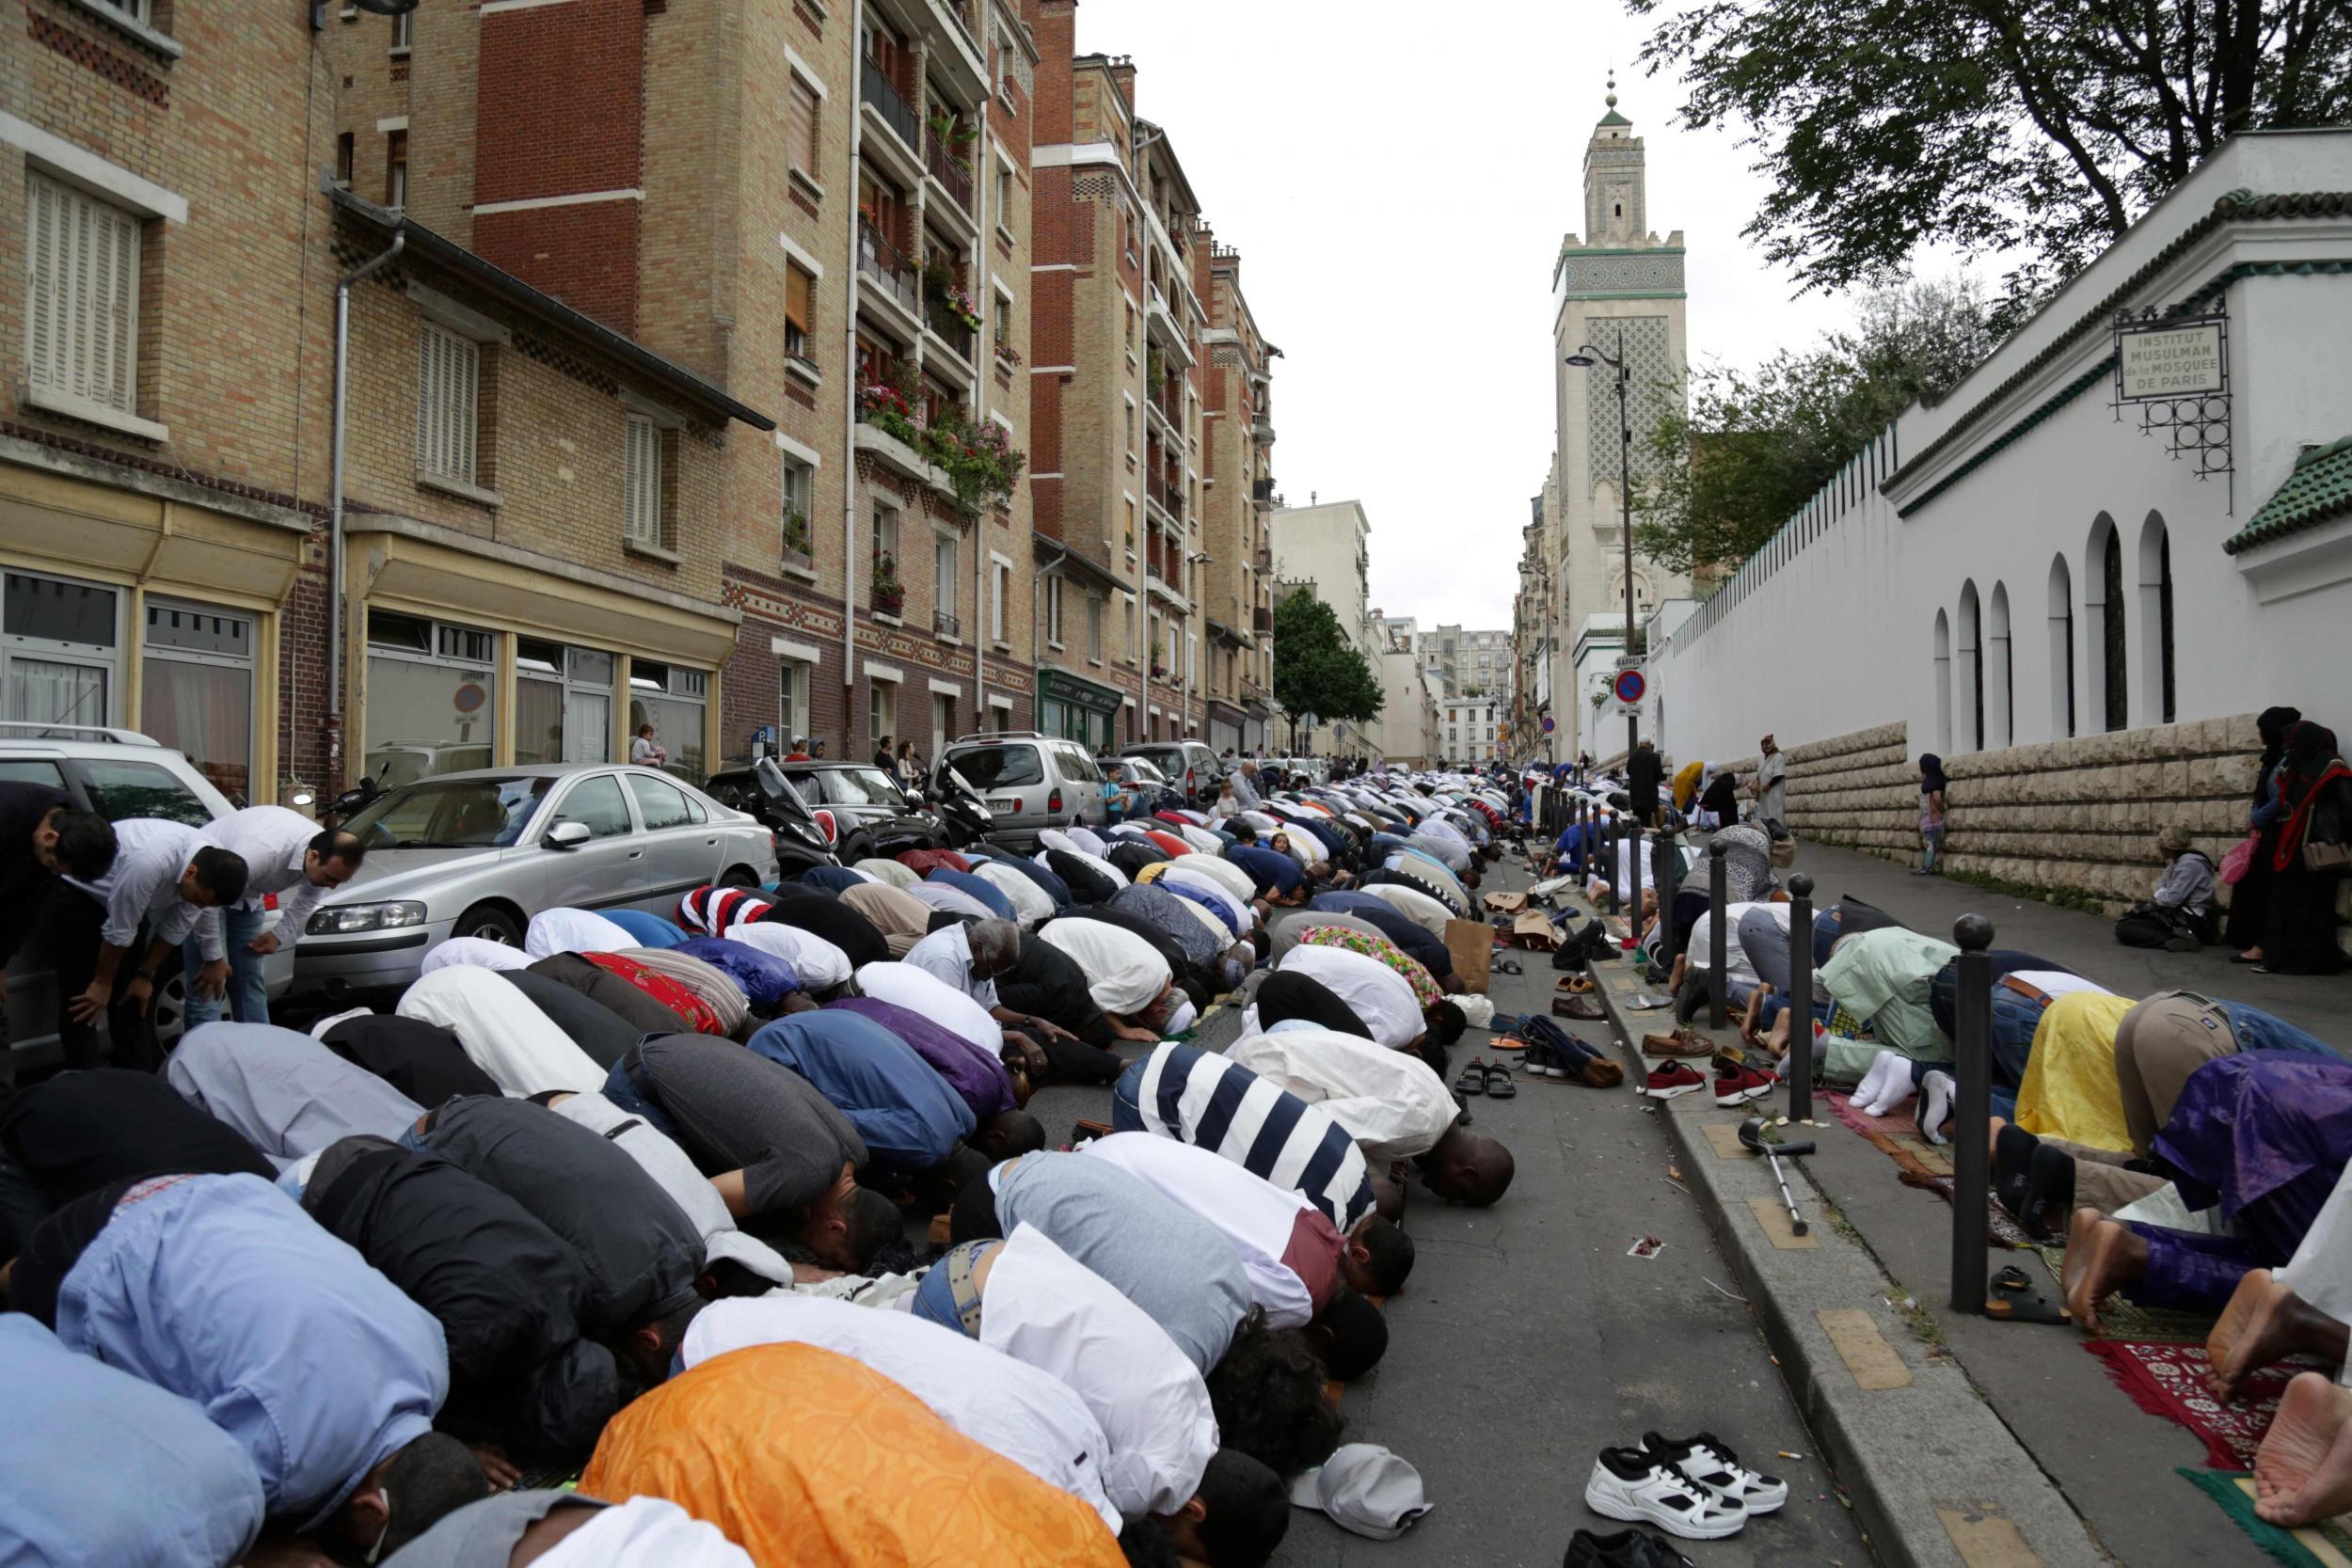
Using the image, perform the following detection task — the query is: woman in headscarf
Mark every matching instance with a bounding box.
[1696,765,1740,831]
[2229,705,2302,963]
[1913,754,1948,876]
[2259,721,2352,975]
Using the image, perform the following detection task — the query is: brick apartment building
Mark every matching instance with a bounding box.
[1197,236,1278,753]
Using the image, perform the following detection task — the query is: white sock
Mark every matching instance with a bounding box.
[1851,1050,1906,1113]
[1862,1059,1922,1118]
[1918,1070,1957,1145]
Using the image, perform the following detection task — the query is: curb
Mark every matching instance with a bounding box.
[1580,939,2113,1568]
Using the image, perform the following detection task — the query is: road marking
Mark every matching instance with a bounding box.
[1817,1307,1913,1389]
[1700,1122,1752,1160]
[1749,1196,1820,1249]
[1933,1502,2047,1567]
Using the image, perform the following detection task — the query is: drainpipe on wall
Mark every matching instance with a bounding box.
[841,0,866,758]
[329,225,405,789]
[971,68,991,735]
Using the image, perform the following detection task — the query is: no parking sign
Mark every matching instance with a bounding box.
[1611,668,1646,711]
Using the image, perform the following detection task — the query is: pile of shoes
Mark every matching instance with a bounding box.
[1581,1430,1787,1543]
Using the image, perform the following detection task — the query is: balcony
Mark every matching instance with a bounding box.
[1253,544,1271,573]
[1144,282,1192,362]
[1253,606,1273,634]
[924,125,975,214]
[857,220,920,317]
[1251,477,1278,503]
[1145,468,1179,519]
[933,609,961,639]
[1251,415,1275,445]
[1147,385,1182,434]
[862,58,921,154]
[924,291,976,363]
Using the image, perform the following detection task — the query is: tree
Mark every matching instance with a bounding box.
[1271,590,1384,748]
[1632,279,1999,576]
[1631,0,2352,320]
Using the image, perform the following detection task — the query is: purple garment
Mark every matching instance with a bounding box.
[672,937,801,1012]
[823,995,1016,1117]
[2154,1050,2352,1260]
[2124,1223,2261,1313]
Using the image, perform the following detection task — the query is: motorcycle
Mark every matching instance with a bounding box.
[927,763,995,850]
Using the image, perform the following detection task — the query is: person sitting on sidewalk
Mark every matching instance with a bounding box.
[2058,1050,2352,1331]
[2113,823,2219,952]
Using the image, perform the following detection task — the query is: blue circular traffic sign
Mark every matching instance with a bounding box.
[1613,669,1646,704]
[1541,716,1556,734]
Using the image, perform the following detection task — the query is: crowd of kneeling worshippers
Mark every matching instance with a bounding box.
[1562,808,2352,1530]
[0,772,1524,1567]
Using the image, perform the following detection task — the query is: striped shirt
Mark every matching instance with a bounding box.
[1130,1043,1375,1229]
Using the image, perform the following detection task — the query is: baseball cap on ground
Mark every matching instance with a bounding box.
[1286,1444,1432,1540]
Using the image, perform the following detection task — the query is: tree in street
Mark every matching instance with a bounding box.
[1632,278,1998,575]
[1271,589,1384,751]
[1630,0,2352,321]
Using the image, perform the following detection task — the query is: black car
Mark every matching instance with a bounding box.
[771,760,949,862]
[1120,740,1224,810]
[701,757,841,878]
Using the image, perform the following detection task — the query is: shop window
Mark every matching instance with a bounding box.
[628,659,707,784]
[142,601,255,804]
[364,610,496,786]
[3,571,119,730]
[24,174,142,427]
[516,640,614,766]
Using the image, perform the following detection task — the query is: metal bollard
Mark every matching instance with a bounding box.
[1786,872,1815,1121]
[1601,811,1619,914]
[1947,912,1996,1315]
[1629,823,1645,957]
[1707,838,1729,1028]
[1658,825,1683,970]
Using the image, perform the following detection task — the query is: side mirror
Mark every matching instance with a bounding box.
[546,820,592,848]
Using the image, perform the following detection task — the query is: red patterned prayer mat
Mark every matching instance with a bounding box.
[2086,1338,2296,1470]
[1824,1090,1920,1138]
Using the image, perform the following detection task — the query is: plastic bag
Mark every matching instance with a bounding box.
[2218,832,2260,885]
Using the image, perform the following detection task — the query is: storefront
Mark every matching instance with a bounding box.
[0,449,304,804]
[1036,665,1120,753]
[345,518,737,788]
[1204,699,1245,757]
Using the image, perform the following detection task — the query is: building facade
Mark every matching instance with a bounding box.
[1195,237,1278,754]
[1268,497,1382,760]
[1441,697,1502,765]
[1549,79,1689,765]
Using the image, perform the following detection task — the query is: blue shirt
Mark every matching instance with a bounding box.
[55,1174,447,1528]
[745,1010,976,1171]
[1225,844,1301,897]
[0,1314,266,1568]
[1159,878,1241,937]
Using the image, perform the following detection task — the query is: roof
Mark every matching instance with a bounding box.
[1597,109,1631,128]
[2227,436,2352,554]
[328,186,773,432]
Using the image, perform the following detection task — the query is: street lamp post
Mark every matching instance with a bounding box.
[1566,330,1639,764]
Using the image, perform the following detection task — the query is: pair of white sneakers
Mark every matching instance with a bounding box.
[1582,1431,1789,1541]
[1851,1048,1959,1144]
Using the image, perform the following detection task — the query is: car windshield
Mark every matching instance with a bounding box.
[1124,759,1168,784]
[72,758,215,827]
[816,767,913,808]
[343,775,553,848]
[948,745,1043,789]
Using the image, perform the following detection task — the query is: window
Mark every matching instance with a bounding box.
[868,679,897,750]
[550,774,632,838]
[779,657,810,744]
[627,772,691,830]
[1045,576,1063,646]
[416,323,479,484]
[4,571,119,729]
[787,77,820,177]
[335,134,356,189]
[1087,594,1103,660]
[994,163,1013,224]
[390,8,412,51]
[781,459,813,560]
[24,174,141,424]
[629,660,707,784]
[785,262,815,362]
[516,640,613,766]
[624,414,664,548]
[365,610,496,786]
[1126,301,1137,350]
[386,130,408,210]
[142,602,255,804]
[870,501,899,571]
[991,559,1009,643]
[78,758,212,828]
[1122,596,1136,663]
[87,0,150,20]
[345,775,551,849]
[993,293,1012,355]
[1124,402,1136,452]
[2101,525,2126,733]
[1123,498,1137,547]
[949,743,1041,789]
[933,534,958,636]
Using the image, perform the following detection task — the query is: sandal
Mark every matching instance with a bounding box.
[1492,958,1523,975]
[1983,1263,2072,1325]
[1487,1034,1530,1053]
[1483,1061,1518,1099]
[1454,1058,1490,1095]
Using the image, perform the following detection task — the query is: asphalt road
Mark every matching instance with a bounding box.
[1027,852,1878,1568]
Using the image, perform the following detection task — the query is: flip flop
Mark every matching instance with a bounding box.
[1493,958,1523,975]
[1454,1058,1490,1095]
[1483,1061,1518,1099]
[1487,1034,1531,1053]
[1983,1263,2072,1324]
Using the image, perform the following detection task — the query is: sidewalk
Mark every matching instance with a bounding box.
[1589,836,2346,1568]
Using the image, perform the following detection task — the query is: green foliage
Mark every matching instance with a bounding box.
[1630,0,2352,322]
[1271,590,1385,730]
[1632,279,1998,575]
[919,414,1027,516]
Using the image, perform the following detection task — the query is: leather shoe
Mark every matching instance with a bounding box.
[1563,1528,1696,1567]
[1552,994,1606,1022]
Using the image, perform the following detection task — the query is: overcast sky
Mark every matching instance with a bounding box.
[1073,0,1863,630]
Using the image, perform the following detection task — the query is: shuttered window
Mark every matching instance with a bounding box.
[788,78,819,175]
[785,263,813,358]
[24,173,141,420]
[415,323,478,483]
[624,414,662,547]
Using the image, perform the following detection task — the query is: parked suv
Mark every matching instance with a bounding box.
[940,733,1107,851]
[0,723,294,1076]
[1121,740,1224,809]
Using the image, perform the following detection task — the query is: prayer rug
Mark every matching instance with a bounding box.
[2030,1245,2216,1343]
[2179,1469,2352,1568]
[2085,1339,2294,1469]
[1825,1090,1919,1139]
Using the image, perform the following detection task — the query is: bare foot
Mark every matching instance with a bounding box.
[2210,1271,2352,1402]
[2060,1208,2148,1334]
[1761,1007,1792,1061]
[2255,1371,2352,1527]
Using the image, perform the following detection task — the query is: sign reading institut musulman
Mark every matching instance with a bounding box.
[2118,320,2225,401]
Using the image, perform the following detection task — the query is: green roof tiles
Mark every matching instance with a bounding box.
[2228,435,2352,555]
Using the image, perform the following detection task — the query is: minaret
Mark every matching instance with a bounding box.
[1582,72,1645,245]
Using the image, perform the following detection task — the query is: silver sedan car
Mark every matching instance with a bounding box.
[288,764,777,1006]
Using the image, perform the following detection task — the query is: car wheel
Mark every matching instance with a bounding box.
[151,970,191,1047]
[454,903,524,945]
[843,836,873,865]
[719,864,760,888]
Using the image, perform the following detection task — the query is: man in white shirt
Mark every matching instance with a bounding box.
[679,1295,1121,1531]
[522,906,642,960]
[396,965,608,1096]
[63,818,249,1069]
[1230,1024,1516,1208]
[902,919,1019,1011]
[1037,917,1180,1035]
[197,807,367,1027]
[1357,879,1454,941]
[1263,943,1427,1052]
